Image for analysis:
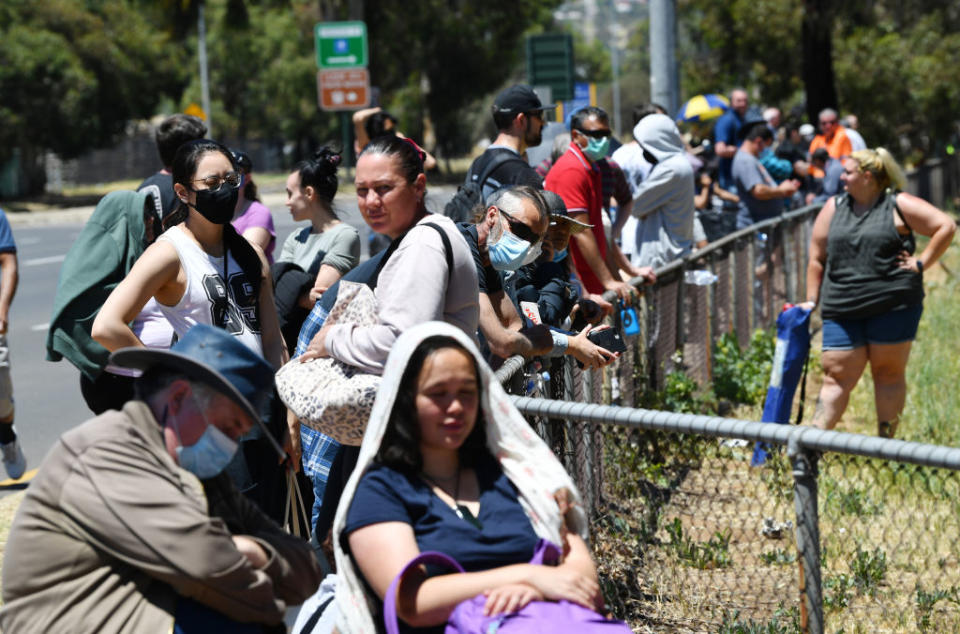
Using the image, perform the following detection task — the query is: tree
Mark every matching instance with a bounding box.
[359,0,562,157]
[0,0,184,192]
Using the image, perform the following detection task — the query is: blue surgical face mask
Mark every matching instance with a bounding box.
[582,136,610,162]
[171,399,239,479]
[552,247,568,262]
[488,213,532,271]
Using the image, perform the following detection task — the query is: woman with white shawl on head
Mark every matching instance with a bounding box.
[330,322,604,633]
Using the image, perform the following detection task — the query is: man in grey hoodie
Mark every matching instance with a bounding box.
[631,114,695,269]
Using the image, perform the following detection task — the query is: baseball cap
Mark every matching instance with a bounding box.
[493,84,543,114]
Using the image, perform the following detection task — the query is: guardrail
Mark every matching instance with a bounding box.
[498,205,960,632]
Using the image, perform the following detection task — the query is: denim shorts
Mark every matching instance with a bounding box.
[822,304,923,351]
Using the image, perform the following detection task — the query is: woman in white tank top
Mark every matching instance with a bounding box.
[93,140,286,371]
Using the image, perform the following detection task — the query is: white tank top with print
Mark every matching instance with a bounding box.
[156,225,263,356]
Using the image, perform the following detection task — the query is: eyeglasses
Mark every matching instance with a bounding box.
[192,171,242,192]
[574,128,611,140]
[495,207,542,244]
[526,111,545,122]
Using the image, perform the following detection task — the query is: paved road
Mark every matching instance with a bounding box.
[0,185,456,487]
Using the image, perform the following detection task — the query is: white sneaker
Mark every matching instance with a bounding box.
[1,437,26,480]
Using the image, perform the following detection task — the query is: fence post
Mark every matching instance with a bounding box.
[789,434,823,634]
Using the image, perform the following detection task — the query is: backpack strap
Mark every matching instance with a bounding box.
[370,219,454,290]
[383,551,464,634]
[470,150,528,193]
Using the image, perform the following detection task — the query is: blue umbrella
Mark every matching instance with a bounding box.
[676,94,730,123]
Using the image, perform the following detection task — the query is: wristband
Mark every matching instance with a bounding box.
[550,331,569,354]
[916,259,924,274]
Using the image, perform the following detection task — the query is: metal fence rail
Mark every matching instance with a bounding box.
[497,206,960,632]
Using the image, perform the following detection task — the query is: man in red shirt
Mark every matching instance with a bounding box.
[544,107,635,302]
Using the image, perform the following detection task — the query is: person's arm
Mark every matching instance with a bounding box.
[242,227,273,255]
[612,198,633,238]
[693,184,710,210]
[305,226,450,372]
[60,435,295,624]
[309,226,361,300]
[715,184,739,203]
[201,472,322,606]
[750,180,799,201]
[92,241,181,351]
[0,251,18,334]
[713,118,737,159]
[349,522,600,629]
[250,244,287,369]
[352,107,381,153]
[895,192,957,272]
[569,213,633,301]
[800,197,836,309]
[478,291,551,358]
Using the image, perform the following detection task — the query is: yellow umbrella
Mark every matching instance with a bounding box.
[676,94,730,123]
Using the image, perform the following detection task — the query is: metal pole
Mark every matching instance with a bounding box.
[198,0,212,133]
[611,41,621,137]
[789,435,823,634]
[649,0,679,115]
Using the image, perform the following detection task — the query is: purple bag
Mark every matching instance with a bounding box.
[383,540,632,634]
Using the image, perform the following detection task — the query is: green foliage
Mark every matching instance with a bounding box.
[665,517,731,569]
[713,330,775,406]
[760,548,796,566]
[0,0,184,163]
[823,573,855,611]
[361,0,561,157]
[717,605,801,634]
[915,585,959,631]
[850,546,888,596]
[821,477,884,518]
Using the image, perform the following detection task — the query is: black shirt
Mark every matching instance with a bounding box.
[457,223,502,295]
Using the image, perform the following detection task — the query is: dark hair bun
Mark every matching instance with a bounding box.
[313,147,342,171]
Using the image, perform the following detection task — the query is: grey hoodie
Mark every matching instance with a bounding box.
[630,114,695,269]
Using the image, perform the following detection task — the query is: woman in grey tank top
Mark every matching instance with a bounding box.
[802,148,955,438]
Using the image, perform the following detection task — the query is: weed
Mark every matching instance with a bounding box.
[851,546,888,596]
[760,548,797,566]
[713,329,775,405]
[823,573,855,610]
[821,477,884,517]
[717,604,801,633]
[915,584,958,631]
[665,517,732,569]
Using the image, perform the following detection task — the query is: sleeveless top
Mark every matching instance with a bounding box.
[156,225,263,356]
[820,191,924,320]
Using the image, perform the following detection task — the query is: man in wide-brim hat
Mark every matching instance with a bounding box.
[1,324,320,634]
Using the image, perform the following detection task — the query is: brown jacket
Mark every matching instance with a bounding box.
[0,401,320,633]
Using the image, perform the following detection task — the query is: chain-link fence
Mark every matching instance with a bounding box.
[497,205,960,632]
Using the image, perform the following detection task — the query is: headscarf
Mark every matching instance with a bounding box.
[332,321,588,633]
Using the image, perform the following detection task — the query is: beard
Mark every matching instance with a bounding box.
[524,120,543,148]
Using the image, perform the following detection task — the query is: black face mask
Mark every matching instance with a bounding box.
[191,185,239,224]
[642,148,659,166]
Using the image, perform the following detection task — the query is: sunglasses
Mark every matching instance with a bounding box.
[495,207,542,244]
[575,128,611,139]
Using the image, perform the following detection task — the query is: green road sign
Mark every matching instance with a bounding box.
[315,21,368,69]
[526,33,574,102]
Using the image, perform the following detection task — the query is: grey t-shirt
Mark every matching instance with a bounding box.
[733,149,782,229]
[277,222,360,274]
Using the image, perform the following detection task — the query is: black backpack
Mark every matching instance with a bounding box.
[443,150,528,223]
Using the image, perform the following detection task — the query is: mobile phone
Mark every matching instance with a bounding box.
[587,325,627,354]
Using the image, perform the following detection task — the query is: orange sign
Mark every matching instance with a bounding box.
[317,69,370,111]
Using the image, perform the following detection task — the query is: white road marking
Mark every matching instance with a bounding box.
[23,255,65,267]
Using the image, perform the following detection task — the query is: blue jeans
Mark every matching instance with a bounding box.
[173,596,267,633]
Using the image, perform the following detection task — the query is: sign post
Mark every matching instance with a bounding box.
[315,21,368,69]
[315,20,370,167]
